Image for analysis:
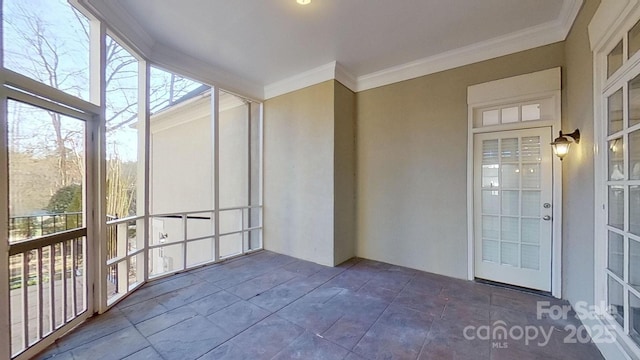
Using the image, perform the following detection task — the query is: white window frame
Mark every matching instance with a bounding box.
[591,1,640,359]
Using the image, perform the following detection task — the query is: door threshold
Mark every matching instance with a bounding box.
[475,278,553,298]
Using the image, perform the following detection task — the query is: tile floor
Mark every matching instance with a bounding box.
[35,250,604,360]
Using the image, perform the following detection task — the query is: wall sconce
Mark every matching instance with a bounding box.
[550,129,580,160]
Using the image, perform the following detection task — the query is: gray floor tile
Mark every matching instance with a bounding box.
[135,305,199,337]
[393,287,446,317]
[322,316,371,349]
[70,326,149,360]
[272,331,349,360]
[122,346,163,360]
[120,298,169,324]
[227,269,299,299]
[188,290,240,316]
[55,308,132,353]
[154,281,221,310]
[248,277,318,312]
[147,316,231,360]
[277,296,344,334]
[228,315,304,358]
[353,304,433,360]
[207,300,271,336]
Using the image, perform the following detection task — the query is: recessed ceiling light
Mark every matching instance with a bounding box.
[297,0,311,5]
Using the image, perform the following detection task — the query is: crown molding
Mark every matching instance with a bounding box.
[263,62,338,99]
[356,1,581,92]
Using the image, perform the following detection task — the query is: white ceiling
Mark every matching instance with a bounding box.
[81,0,582,100]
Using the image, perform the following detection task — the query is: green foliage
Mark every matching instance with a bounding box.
[46,184,82,214]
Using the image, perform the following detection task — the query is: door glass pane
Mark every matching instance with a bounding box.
[609,186,625,230]
[501,138,519,161]
[482,240,499,263]
[501,107,518,123]
[521,104,540,121]
[631,186,640,236]
[482,216,499,239]
[501,217,518,241]
[629,19,640,59]
[3,0,91,101]
[501,165,519,188]
[482,110,499,126]
[630,131,640,180]
[521,219,540,244]
[522,191,540,217]
[609,138,625,180]
[482,190,499,214]
[482,165,499,188]
[482,139,499,163]
[501,191,519,216]
[630,239,640,291]
[482,140,499,188]
[8,101,85,243]
[522,164,541,189]
[608,41,623,78]
[608,231,624,278]
[501,242,519,267]
[521,244,539,270]
[521,136,541,161]
[608,276,625,327]
[630,74,640,128]
[609,89,624,135]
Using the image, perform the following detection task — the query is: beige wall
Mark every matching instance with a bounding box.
[264,81,336,266]
[562,0,600,305]
[334,82,356,264]
[356,43,565,278]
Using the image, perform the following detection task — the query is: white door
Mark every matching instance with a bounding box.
[474,128,553,291]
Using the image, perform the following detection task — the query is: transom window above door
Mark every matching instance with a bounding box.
[472,96,557,129]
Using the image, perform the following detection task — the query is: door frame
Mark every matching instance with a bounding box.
[466,68,563,298]
[0,73,99,360]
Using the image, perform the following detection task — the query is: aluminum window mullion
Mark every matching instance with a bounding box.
[3,69,100,114]
[140,60,151,285]
[0,90,12,358]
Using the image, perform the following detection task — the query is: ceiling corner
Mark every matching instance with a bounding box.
[151,43,264,101]
[263,62,338,100]
[81,0,155,57]
[558,0,585,39]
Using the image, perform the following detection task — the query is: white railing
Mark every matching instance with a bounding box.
[104,206,263,306]
[8,228,88,357]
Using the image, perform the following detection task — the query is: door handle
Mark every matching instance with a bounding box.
[542,215,551,221]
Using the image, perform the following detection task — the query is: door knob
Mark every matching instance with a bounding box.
[542,215,551,221]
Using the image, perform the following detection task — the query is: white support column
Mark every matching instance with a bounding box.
[139,61,150,282]
[89,18,107,314]
[213,88,220,261]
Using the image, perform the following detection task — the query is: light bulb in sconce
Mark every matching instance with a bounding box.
[551,129,580,160]
[297,0,311,4]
